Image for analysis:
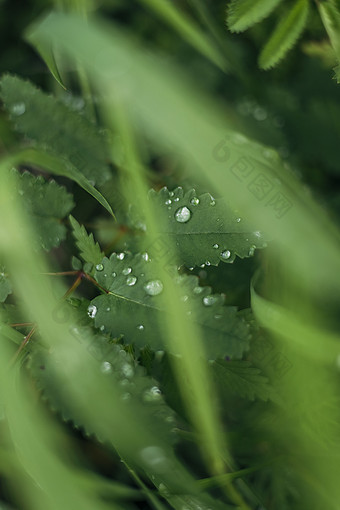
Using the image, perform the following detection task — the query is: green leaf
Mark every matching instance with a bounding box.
[28,37,66,89]
[90,252,250,359]
[227,0,283,33]
[211,359,276,402]
[0,268,12,303]
[69,215,104,271]
[28,325,177,442]
[14,148,114,218]
[143,187,268,268]
[0,74,111,186]
[259,0,309,70]
[15,170,74,251]
[317,0,340,81]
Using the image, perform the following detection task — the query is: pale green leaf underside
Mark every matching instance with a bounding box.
[227,0,283,32]
[91,253,250,359]
[211,359,276,402]
[69,215,104,270]
[15,170,74,251]
[259,0,309,69]
[0,74,110,186]
[145,187,268,268]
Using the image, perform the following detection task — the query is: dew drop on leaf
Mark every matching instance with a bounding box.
[203,296,218,306]
[122,267,132,275]
[96,263,104,271]
[220,250,231,260]
[165,199,172,205]
[87,304,97,318]
[141,252,149,262]
[126,275,137,286]
[140,446,169,472]
[213,243,219,249]
[190,197,200,206]
[137,324,144,330]
[144,386,162,402]
[11,102,26,116]
[175,206,191,223]
[144,280,163,296]
[100,361,112,374]
[117,252,125,260]
[193,286,203,294]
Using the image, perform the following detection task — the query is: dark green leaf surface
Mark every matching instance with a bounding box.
[211,359,276,402]
[90,252,251,359]
[144,187,268,268]
[15,170,74,251]
[0,75,111,185]
[227,0,283,33]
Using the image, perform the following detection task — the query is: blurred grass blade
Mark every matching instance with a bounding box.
[259,0,309,69]
[137,0,228,70]
[27,36,66,88]
[251,275,340,363]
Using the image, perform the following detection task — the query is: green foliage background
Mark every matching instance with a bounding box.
[1,1,340,509]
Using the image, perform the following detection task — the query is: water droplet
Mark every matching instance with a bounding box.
[210,200,216,206]
[253,107,267,121]
[193,286,203,294]
[126,275,137,286]
[174,197,179,202]
[106,307,111,312]
[181,295,188,302]
[141,252,149,262]
[117,252,125,260]
[169,191,174,197]
[175,206,191,223]
[236,217,241,223]
[11,102,26,116]
[87,304,97,318]
[121,363,134,378]
[165,199,172,205]
[200,264,205,268]
[96,263,104,271]
[144,280,163,296]
[213,243,219,249]
[190,197,200,206]
[220,250,231,260]
[137,324,144,331]
[254,231,261,238]
[100,361,112,374]
[214,314,222,320]
[205,261,211,266]
[140,446,169,472]
[122,267,132,275]
[248,245,256,256]
[263,149,278,161]
[100,325,105,331]
[144,386,162,402]
[112,272,117,277]
[203,296,218,306]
